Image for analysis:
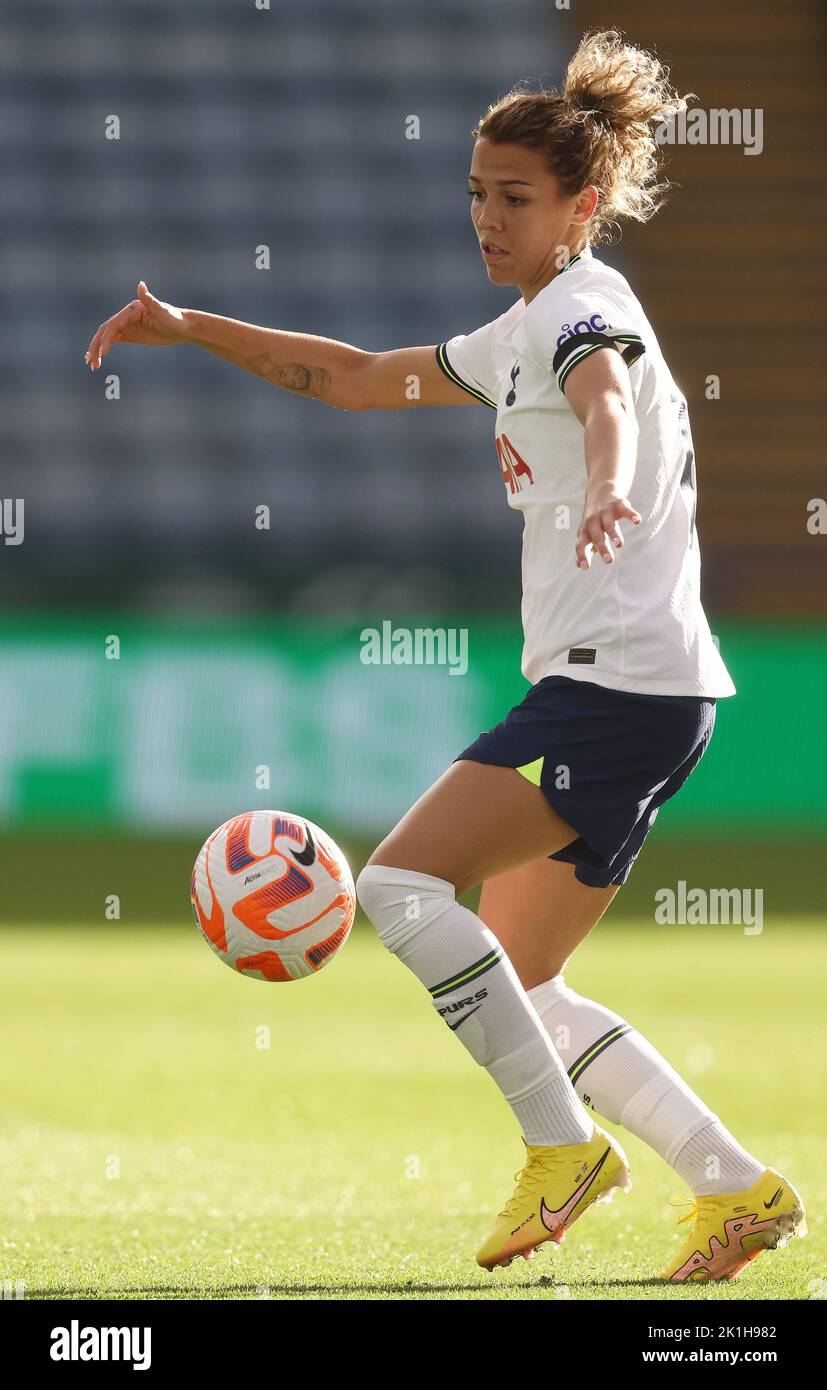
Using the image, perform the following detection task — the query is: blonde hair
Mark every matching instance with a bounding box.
[472,29,693,245]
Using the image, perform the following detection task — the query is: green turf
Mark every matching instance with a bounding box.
[0,918,823,1300]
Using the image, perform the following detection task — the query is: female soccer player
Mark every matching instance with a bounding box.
[85,30,804,1283]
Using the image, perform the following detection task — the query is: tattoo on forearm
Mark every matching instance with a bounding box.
[243,354,331,397]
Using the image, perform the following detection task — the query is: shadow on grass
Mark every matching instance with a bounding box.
[29,1276,676,1299]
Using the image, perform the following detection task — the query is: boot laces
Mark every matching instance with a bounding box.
[667,1194,717,1229]
[498,1151,568,1220]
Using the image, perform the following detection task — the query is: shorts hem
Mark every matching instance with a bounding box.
[455,752,629,885]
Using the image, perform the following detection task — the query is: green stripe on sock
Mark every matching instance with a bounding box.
[430,947,503,999]
[568,1024,632,1084]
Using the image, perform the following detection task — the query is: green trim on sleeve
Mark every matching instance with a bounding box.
[555,332,646,393]
[435,343,497,410]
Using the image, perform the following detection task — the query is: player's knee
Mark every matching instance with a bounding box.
[354,863,393,927]
[356,863,455,951]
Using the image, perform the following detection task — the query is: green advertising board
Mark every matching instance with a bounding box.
[0,614,824,837]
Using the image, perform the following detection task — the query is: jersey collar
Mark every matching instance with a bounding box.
[563,245,592,272]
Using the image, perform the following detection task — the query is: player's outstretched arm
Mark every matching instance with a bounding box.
[84,283,474,412]
[564,348,642,570]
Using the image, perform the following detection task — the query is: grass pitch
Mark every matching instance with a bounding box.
[0,917,823,1301]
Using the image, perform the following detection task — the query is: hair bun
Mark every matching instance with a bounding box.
[573,96,618,131]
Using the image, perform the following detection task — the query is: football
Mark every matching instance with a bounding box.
[190,810,356,981]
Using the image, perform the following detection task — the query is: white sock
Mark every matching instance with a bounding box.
[356,866,593,1147]
[670,1121,766,1197]
[528,975,765,1195]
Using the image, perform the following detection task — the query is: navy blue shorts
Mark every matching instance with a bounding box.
[455,676,716,889]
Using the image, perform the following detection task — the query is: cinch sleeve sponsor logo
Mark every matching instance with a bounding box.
[552,328,646,394]
[555,313,610,347]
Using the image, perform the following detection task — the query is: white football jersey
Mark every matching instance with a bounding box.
[436,247,735,697]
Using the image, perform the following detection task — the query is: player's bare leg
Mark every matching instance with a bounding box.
[365,758,580,896]
[356,760,632,1268]
[478,855,619,988]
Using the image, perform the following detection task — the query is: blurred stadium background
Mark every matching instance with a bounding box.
[1,0,826,1307]
[1,0,825,923]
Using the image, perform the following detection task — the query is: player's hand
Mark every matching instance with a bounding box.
[576,492,641,569]
[84,282,189,371]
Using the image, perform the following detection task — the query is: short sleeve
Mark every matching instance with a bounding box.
[523,279,646,396]
[435,319,499,410]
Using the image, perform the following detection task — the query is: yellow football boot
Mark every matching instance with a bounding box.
[660,1167,807,1282]
[476,1123,632,1270]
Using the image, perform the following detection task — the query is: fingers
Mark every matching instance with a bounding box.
[138,280,184,329]
[84,323,104,368]
[85,323,109,370]
[576,524,601,569]
[138,280,166,313]
[576,514,614,569]
[95,322,121,366]
[84,301,141,369]
[575,499,643,569]
[617,501,642,526]
[605,515,624,549]
[576,511,626,568]
[591,517,615,565]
